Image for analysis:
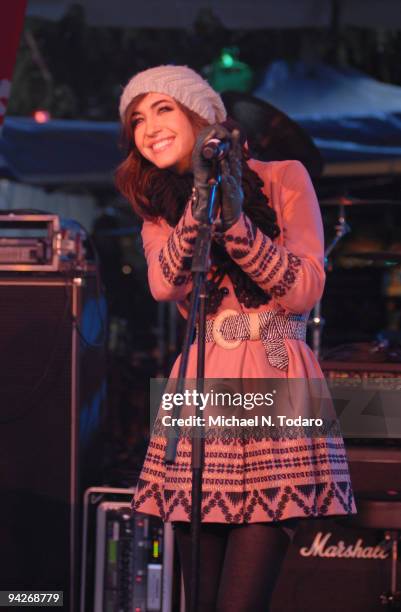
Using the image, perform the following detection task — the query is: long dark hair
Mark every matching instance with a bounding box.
[115,96,280,313]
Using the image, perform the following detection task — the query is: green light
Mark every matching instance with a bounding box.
[206,47,254,93]
[153,540,159,558]
[108,540,117,563]
[221,52,234,68]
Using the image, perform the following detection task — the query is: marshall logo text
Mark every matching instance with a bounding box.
[300,531,388,560]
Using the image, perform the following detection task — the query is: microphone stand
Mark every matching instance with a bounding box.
[164,169,221,612]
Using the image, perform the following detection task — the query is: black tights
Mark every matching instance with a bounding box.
[174,521,293,612]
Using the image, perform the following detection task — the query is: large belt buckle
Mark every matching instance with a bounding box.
[212,309,242,350]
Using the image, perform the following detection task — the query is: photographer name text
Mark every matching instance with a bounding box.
[161,415,323,427]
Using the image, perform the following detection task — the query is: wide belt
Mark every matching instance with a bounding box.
[197,309,307,371]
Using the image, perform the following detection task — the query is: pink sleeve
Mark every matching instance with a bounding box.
[218,160,325,313]
[141,202,199,301]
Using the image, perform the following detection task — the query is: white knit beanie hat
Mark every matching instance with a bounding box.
[119,65,226,124]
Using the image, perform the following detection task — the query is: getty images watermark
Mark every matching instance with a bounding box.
[160,388,323,428]
[148,379,338,439]
[149,377,401,439]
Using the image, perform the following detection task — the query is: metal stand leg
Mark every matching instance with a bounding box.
[162,523,174,612]
[309,203,351,359]
[380,531,401,609]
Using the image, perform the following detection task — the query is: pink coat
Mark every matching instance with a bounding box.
[132,159,356,523]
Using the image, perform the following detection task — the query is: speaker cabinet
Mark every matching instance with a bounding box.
[0,274,106,611]
[272,516,400,612]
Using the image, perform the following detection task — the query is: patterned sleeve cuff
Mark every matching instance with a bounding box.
[158,201,200,288]
[216,212,302,298]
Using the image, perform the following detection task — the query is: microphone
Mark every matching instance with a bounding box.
[201,138,230,161]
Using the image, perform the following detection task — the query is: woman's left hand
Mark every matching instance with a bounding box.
[219,128,244,231]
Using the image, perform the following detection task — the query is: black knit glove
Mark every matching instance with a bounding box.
[219,128,243,230]
[191,124,243,230]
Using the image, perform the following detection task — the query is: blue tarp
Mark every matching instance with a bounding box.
[254,61,401,173]
[254,61,401,119]
[2,61,401,184]
[301,113,401,163]
[0,117,122,185]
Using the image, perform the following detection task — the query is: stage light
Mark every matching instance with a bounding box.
[221,51,234,68]
[33,109,50,123]
[207,47,254,93]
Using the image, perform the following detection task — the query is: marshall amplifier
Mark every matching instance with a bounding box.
[269,362,401,611]
[321,360,401,497]
[321,360,401,442]
[271,517,399,612]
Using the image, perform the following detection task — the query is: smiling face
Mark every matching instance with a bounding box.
[130,93,198,174]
